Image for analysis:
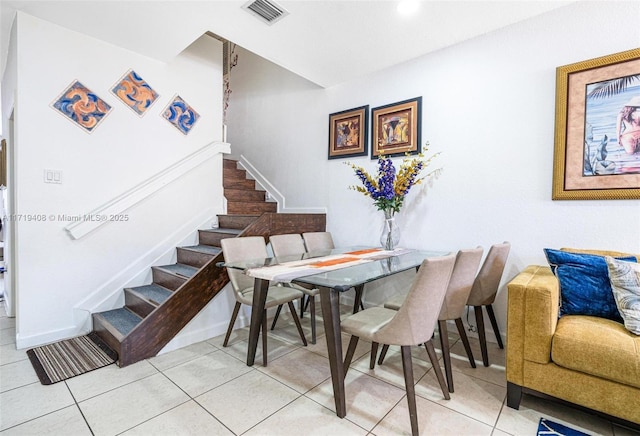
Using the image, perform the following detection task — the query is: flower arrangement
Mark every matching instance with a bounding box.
[346,142,442,215]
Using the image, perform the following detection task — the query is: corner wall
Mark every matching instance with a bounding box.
[3,13,227,348]
[226,1,640,338]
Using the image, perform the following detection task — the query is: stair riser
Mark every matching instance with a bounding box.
[177,248,215,268]
[125,289,157,318]
[225,188,265,202]
[92,314,123,358]
[217,215,259,229]
[227,201,277,214]
[198,231,237,247]
[223,159,239,170]
[151,268,187,291]
[223,168,249,181]
[223,178,256,190]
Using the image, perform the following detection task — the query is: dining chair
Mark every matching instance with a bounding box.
[375,247,484,393]
[301,231,365,312]
[466,241,511,367]
[220,236,307,366]
[341,254,456,436]
[268,233,319,344]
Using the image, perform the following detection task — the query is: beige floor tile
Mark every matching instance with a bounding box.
[208,325,250,348]
[305,332,371,362]
[163,350,252,397]
[257,347,332,393]
[66,359,159,402]
[0,405,91,435]
[219,333,301,367]
[267,314,318,345]
[0,315,15,330]
[415,368,506,426]
[491,429,513,436]
[0,358,39,392]
[306,369,407,431]
[448,337,507,387]
[196,370,300,434]
[121,400,233,436]
[372,394,494,436]
[149,341,218,371]
[244,395,367,436]
[79,373,189,436]
[0,343,28,366]
[0,381,75,430]
[495,394,614,436]
[0,326,15,345]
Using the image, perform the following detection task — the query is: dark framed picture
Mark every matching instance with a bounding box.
[552,48,640,200]
[328,105,369,160]
[371,97,421,159]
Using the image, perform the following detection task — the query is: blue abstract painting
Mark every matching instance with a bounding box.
[51,80,112,133]
[162,95,200,135]
[111,69,159,116]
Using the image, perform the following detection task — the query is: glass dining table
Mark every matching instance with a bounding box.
[222,246,449,419]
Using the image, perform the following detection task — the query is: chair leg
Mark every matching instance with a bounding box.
[352,284,365,313]
[400,345,419,436]
[287,301,308,346]
[378,344,390,365]
[262,310,268,367]
[310,295,316,344]
[438,320,453,393]
[270,304,283,330]
[343,335,359,376]
[370,342,379,369]
[223,302,241,347]
[455,318,476,368]
[424,340,450,400]
[474,306,489,367]
[486,304,504,349]
[299,296,306,318]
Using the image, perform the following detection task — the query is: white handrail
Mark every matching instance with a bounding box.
[238,154,327,214]
[65,141,231,239]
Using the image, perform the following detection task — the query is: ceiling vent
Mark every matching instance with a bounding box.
[242,0,289,25]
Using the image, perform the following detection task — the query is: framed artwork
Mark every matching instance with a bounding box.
[371,97,421,159]
[552,48,640,200]
[111,69,159,116]
[51,80,112,133]
[328,105,368,159]
[161,94,200,135]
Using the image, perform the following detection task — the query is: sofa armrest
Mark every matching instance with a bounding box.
[506,265,559,385]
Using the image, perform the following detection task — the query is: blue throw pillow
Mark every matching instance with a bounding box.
[544,248,636,322]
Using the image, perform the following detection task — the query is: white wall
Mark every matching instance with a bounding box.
[226,1,640,339]
[3,13,228,348]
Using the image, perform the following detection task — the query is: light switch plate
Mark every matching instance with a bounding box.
[44,169,62,184]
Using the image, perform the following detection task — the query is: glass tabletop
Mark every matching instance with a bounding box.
[222,247,450,292]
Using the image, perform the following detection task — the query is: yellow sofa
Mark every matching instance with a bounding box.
[506,249,640,426]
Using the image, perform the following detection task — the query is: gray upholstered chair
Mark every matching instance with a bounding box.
[301,231,334,253]
[376,247,484,393]
[341,254,456,436]
[269,233,320,344]
[466,241,511,367]
[221,236,307,366]
[302,231,365,312]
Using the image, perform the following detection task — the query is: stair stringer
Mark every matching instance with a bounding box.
[116,212,326,367]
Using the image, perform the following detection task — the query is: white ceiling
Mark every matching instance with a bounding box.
[1,0,577,88]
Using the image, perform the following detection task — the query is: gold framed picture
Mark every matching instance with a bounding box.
[328,105,368,160]
[371,97,421,159]
[552,48,640,200]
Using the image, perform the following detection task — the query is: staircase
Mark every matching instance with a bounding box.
[92,158,325,367]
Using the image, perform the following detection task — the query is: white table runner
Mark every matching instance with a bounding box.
[246,247,413,282]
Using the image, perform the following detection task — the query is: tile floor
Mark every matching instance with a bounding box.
[1,301,638,436]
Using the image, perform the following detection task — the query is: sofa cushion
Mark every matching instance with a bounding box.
[544,248,636,321]
[606,257,640,335]
[551,315,640,389]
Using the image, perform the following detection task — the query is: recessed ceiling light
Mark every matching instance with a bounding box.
[397,0,420,16]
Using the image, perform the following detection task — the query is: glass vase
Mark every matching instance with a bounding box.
[380,209,400,250]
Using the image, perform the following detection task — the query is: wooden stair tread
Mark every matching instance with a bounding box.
[155,263,199,278]
[180,244,221,256]
[97,308,142,337]
[126,284,172,305]
[200,228,242,236]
